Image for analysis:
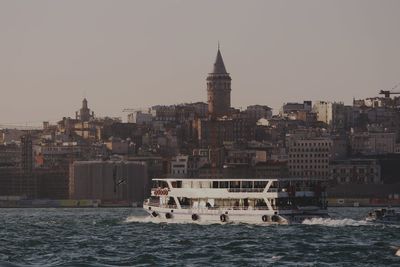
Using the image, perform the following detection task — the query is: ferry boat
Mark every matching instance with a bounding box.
[366,208,400,224]
[143,178,329,224]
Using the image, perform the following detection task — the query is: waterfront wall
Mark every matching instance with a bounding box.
[70,161,148,203]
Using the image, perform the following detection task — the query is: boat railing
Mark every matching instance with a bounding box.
[145,202,270,211]
[227,188,264,193]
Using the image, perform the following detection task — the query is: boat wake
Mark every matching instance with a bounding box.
[124,216,375,227]
[124,215,154,224]
[302,217,369,227]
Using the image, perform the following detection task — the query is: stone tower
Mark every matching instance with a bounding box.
[76,98,94,122]
[207,48,231,118]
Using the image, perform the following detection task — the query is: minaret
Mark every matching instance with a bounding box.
[207,47,232,118]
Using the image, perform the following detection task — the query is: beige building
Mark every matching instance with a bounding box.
[287,136,333,179]
[313,101,346,130]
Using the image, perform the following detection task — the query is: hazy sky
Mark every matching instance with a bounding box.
[1,0,400,125]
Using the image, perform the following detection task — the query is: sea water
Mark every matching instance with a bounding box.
[0,207,399,266]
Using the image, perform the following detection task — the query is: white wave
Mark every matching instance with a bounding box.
[302,217,368,227]
[124,215,370,227]
[124,215,154,223]
[271,255,283,261]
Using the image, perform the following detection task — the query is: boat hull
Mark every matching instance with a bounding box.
[143,204,329,225]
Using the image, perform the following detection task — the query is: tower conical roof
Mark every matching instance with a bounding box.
[212,49,228,74]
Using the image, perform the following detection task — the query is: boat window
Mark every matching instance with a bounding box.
[220,181,229,188]
[255,199,267,207]
[212,181,219,188]
[242,181,253,188]
[178,197,190,207]
[167,197,176,206]
[152,180,168,188]
[170,181,183,188]
[230,181,240,189]
[254,181,267,188]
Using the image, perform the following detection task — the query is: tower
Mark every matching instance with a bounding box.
[207,47,232,118]
[76,98,94,122]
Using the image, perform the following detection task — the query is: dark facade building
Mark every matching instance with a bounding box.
[70,161,148,203]
[0,168,37,198]
[21,134,33,174]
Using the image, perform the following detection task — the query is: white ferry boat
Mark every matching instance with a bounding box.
[143,178,329,224]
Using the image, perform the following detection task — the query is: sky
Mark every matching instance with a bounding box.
[1,0,400,125]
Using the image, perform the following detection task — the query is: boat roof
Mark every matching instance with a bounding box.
[152,178,324,182]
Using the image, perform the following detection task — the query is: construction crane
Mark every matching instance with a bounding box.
[379,82,400,98]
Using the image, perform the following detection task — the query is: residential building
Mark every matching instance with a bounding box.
[170,155,188,178]
[330,159,381,184]
[350,132,396,155]
[287,136,333,179]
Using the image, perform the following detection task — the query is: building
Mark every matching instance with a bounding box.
[21,134,33,174]
[187,102,208,118]
[195,117,255,148]
[287,136,333,179]
[350,132,396,155]
[0,129,24,144]
[170,155,188,178]
[187,154,209,178]
[330,159,381,184]
[0,168,37,198]
[207,48,231,118]
[280,101,312,117]
[70,161,148,204]
[74,121,99,141]
[0,142,21,168]
[255,160,289,178]
[245,105,273,121]
[353,97,387,108]
[105,137,130,155]
[39,142,85,168]
[127,111,153,124]
[313,101,346,131]
[36,169,69,199]
[196,118,234,147]
[151,105,176,122]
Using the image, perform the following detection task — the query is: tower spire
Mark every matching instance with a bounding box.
[211,46,228,74]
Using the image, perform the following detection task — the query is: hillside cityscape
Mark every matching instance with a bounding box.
[1,48,400,207]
